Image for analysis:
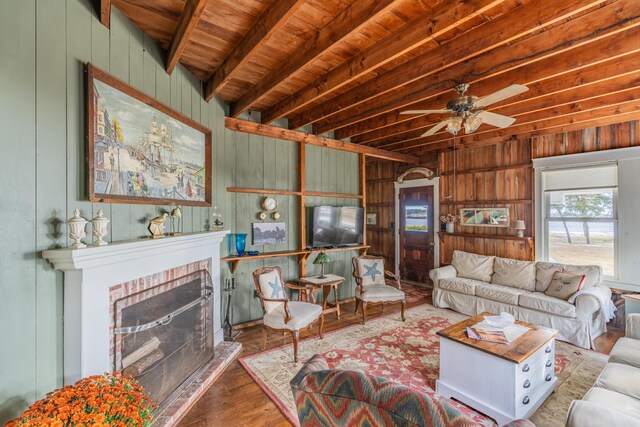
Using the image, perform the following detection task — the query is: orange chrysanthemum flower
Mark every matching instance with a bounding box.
[7,373,155,427]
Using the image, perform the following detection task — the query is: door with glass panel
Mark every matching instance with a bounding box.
[399,186,434,284]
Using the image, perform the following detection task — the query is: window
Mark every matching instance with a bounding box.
[405,205,428,232]
[542,164,617,277]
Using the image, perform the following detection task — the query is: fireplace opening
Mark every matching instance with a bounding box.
[113,270,214,406]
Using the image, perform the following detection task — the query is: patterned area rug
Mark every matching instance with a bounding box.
[240,304,607,426]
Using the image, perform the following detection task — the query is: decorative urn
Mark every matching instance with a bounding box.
[67,209,88,249]
[91,210,110,246]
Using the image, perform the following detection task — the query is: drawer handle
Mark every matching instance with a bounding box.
[546,360,553,368]
[523,380,530,389]
[546,374,552,382]
[545,346,552,353]
[523,396,530,405]
[522,364,530,372]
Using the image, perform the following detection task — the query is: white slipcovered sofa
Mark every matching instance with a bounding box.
[429,250,611,349]
[566,314,640,427]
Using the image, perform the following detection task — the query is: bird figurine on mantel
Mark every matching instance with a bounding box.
[170,205,182,235]
[148,213,169,238]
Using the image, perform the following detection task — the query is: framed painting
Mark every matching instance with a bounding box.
[87,63,212,206]
[460,208,509,227]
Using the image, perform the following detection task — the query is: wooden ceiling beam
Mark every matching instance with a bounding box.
[290,0,608,133]
[320,0,638,136]
[409,97,640,154]
[224,117,418,163]
[100,0,111,28]
[229,0,401,118]
[418,112,640,155]
[366,67,640,148]
[259,0,507,125]
[204,0,306,101]
[394,86,640,151]
[336,15,640,140]
[166,0,208,75]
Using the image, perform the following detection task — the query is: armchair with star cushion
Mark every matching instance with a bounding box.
[253,266,324,362]
[352,255,406,325]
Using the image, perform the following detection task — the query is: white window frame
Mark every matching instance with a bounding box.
[532,148,640,285]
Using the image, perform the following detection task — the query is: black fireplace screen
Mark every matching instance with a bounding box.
[113,269,214,406]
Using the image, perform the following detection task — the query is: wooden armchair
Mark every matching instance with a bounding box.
[352,255,406,325]
[253,266,324,362]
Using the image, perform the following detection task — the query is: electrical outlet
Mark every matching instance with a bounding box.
[253,290,259,298]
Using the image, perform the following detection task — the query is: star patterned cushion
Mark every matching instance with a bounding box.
[258,269,287,313]
[356,258,386,287]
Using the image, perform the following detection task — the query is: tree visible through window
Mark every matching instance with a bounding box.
[546,189,616,276]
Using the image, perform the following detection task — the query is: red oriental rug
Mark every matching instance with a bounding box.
[240,304,607,426]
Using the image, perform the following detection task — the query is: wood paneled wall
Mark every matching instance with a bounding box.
[0,3,361,422]
[531,120,639,158]
[438,139,534,263]
[367,120,640,270]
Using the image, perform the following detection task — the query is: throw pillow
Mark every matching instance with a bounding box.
[545,272,585,301]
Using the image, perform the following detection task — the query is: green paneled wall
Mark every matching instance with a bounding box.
[0,1,362,422]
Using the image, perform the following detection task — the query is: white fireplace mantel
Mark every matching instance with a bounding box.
[43,230,229,385]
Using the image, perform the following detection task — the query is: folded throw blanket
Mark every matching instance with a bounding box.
[568,286,616,321]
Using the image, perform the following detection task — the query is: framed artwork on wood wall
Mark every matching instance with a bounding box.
[460,208,509,227]
[87,63,212,206]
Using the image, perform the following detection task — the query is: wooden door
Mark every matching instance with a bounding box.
[399,186,435,284]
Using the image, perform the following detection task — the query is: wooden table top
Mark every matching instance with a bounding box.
[298,274,344,286]
[622,293,640,302]
[436,312,558,364]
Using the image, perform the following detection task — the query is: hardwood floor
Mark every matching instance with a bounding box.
[178,285,623,426]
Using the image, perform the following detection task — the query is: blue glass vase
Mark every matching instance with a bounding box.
[235,233,247,256]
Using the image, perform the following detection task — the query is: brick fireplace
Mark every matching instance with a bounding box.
[43,230,240,425]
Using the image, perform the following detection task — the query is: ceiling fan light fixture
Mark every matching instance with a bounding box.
[446,116,463,135]
[463,113,483,134]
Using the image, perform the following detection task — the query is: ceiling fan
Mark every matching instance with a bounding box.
[401,83,529,137]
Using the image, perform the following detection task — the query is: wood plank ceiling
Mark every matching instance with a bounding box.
[110,0,640,157]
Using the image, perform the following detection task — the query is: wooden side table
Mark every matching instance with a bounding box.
[298,274,345,319]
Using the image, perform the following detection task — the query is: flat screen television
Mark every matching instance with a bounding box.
[311,206,364,248]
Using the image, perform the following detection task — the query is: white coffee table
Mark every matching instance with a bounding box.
[436,312,558,426]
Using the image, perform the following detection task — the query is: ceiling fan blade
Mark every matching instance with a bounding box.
[421,119,452,137]
[474,84,528,108]
[476,111,516,128]
[400,109,449,115]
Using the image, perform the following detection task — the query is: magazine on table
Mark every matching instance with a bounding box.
[466,321,530,344]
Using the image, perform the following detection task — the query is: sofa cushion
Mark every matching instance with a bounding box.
[451,250,495,282]
[544,272,585,301]
[475,283,527,305]
[595,362,640,400]
[518,292,576,318]
[492,257,535,291]
[563,264,602,289]
[535,262,564,293]
[583,387,640,419]
[609,337,640,368]
[438,277,483,296]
